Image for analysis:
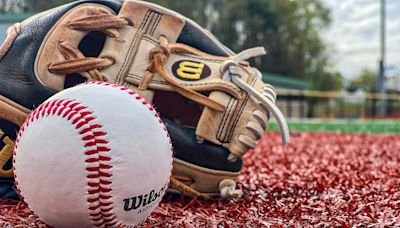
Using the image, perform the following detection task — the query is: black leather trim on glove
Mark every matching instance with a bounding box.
[163,118,243,172]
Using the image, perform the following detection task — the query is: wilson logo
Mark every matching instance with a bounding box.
[172,60,211,81]
[123,183,167,212]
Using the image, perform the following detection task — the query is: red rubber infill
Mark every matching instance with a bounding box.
[3,129,399,226]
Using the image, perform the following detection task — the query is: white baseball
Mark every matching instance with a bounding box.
[13,82,172,227]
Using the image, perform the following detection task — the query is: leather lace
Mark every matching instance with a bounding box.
[47,10,289,149]
[46,9,290,199]
[48,10,226,112]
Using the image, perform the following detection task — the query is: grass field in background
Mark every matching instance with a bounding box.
[269,119,400,134]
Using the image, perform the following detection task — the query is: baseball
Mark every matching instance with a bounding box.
[13,82,173,227]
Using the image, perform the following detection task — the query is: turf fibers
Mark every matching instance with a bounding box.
[1,131,399,226]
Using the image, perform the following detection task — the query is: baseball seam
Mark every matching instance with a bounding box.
[13,81,173,227]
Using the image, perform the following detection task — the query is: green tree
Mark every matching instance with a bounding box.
[0,0,30,13]
[348,68,377,92]
[312,71,343,91]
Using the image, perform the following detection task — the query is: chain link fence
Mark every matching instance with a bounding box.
[276,89,400,119]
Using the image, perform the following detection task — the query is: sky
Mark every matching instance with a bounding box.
[321,0,400,80]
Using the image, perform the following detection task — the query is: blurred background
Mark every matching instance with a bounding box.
[1,0,399,133]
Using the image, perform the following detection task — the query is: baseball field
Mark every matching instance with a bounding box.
[1,119,399,226]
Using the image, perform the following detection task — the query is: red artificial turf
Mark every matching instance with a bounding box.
[1,132,400,227]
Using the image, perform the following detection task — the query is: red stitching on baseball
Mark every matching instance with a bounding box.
[13,98,117,227]
[14,81,173,227]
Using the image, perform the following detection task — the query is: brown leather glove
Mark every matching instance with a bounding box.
[0,0,289,199]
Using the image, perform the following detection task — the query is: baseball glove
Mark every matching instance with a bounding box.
[0,0,289,199]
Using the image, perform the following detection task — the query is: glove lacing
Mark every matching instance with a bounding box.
[48,9,290,150]
[220,48,290,146]
[47,10,290,199]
